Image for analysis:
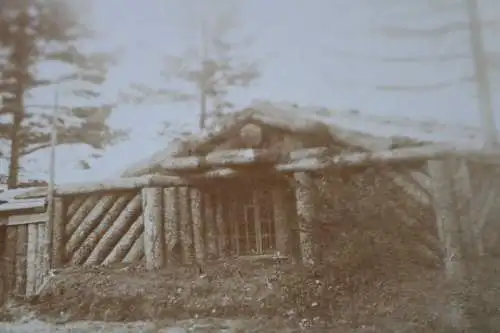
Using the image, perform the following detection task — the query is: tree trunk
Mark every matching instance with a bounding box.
[7,84,23,189]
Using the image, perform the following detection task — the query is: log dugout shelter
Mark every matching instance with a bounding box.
[120,101,442,267]
[3,101,498,304]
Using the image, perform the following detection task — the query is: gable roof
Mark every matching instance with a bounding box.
[121,101,425,178]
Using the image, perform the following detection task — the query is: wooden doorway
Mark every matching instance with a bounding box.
[233,188,276,255]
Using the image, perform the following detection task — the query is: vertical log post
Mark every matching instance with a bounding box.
[203,192,218,259]
[51,196,66,268]
[14,225,27,296]
[178,187,194,264]
[214,189,228,257]
[190,187,205,264]
[25,223,38,297]
[3,227,16,299]
[142,187,165,270]
[164,187,180,266]
[294,172,321,266]
[428,157,475,330]
[272,185,291,257]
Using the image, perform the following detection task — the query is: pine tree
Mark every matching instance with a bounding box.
[124,0,259,132]
[0,0,127,188]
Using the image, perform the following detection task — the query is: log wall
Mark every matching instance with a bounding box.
[61,190,144,266]
[51,186,234,270]
[0,180,297,302]
[1,219,49,299]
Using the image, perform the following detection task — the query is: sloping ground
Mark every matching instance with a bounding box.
[2,250,449,332]
[3,241,500,331]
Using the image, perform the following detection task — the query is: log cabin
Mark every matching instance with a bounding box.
[121,101,438,263]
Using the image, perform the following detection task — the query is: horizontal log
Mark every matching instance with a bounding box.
[8,175,186,198]
[195,144,500,177]
[188,147,441,180]
[55,175,185,195]
[8,144,500,200]
[6,213,48,226]
[160,147,329,172]
[276,144,500,172]
[160,149,273,171]
[0,198,46,212]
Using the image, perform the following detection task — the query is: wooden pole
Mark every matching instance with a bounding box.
[466,0,498,147]
[45,91,58,270]
[142,187,165,270]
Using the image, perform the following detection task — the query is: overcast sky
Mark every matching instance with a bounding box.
[5,0,500,183]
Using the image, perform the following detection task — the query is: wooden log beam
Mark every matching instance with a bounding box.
[187,145,482,182]
[35,223,46,295]
[214,189,228,257]
[25,223,38,297]
[67,196,85,218]
[65,194,117,257]
[280,144,462,172]
[163,187,180,266]
[51,197,66,268]
[178,187,194,264]
[203,192,218,259]
[4,228,17,296]
[142,187,165,270]
[14,225,27,296]
[162,148,329,173]
[102,215,144,266]
[190,188,205,264]
[272,186,291,257]
[84,194,142,266]
[65,195,101,237]
[123,234,144,264]
[7,213,47,226]
[53,175,185,196]
[71,193,133,265]
[197,144,500,175]
[13,175,185,199]
[160,149,277,172]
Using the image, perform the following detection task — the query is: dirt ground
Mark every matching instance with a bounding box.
[0,255,461,333]
[3,253,500,332]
